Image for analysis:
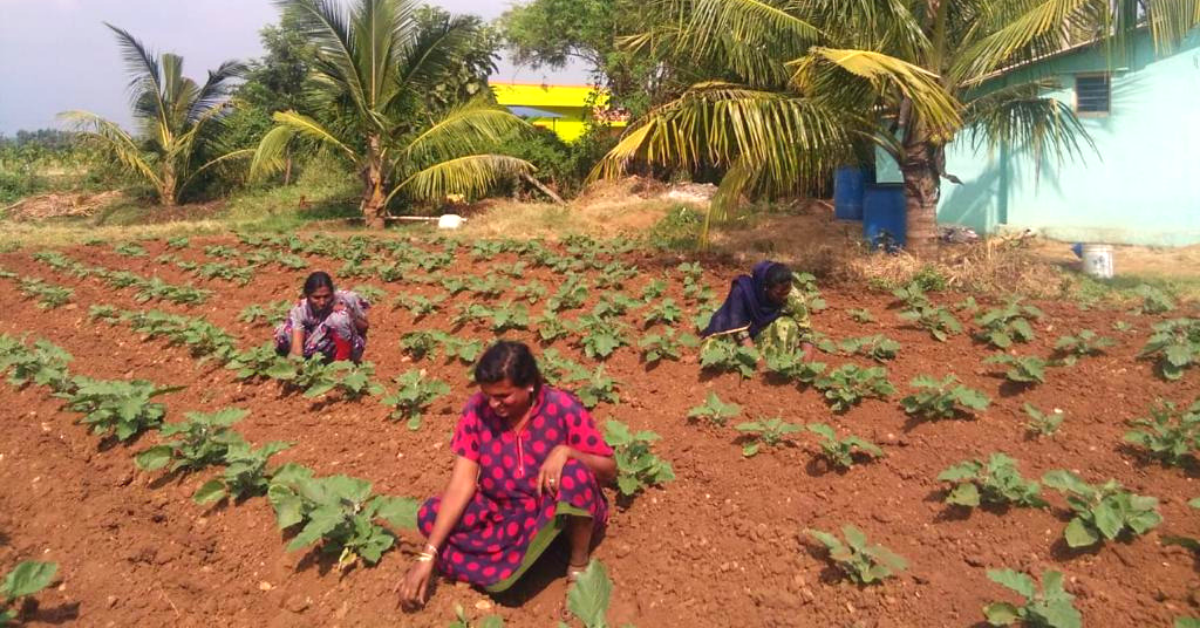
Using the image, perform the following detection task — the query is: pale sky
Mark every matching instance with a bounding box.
[0,0,590,135]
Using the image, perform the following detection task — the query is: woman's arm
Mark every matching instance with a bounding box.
[423,456,478,551]
[289,328,305,357]
[397,455,478,609]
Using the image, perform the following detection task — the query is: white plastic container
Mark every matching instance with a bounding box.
[1081,243,1114,279]
[437,214,464,230]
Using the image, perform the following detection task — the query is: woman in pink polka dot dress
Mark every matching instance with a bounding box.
[398,341,616,608]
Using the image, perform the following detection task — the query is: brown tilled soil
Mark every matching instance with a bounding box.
[1,236,1199,628]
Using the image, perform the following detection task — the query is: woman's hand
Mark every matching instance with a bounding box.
[537,445,573,497]
[397,558,435,610]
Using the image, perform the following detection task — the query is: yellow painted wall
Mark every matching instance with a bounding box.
[491,83,626,143]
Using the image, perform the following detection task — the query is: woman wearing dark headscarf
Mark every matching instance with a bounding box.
[701,261,814,357]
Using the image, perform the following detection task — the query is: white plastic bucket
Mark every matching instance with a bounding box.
[437,214,464,230]
[1081,244,1114,279]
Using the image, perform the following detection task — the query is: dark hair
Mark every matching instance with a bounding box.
[474,341,543,393]
[302,271,336,296]
[764,263,793,289]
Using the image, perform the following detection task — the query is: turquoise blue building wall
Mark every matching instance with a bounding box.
[884,30,1200,246]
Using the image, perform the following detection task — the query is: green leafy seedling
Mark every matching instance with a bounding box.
[1124,399,1200,467]
[1024,403,1064,437]
[938,453,1047,509]
[898,303,963,342]
[604,421,674,497]
[975,299,1043,348]
[1041,470,1162,548]
[382,370,450,431]
[563,559,617,628]
[0,336,74,392]
[1053,329,1115,365]
[806,525,907,585]
[900,375,990,420]
[838,335,901,362]
[763,352,826,385]
[736,417,802,457]
[1,561,59,624]
[686,391,741,427]
[1140,318,1200,381]
[699,338,759,379]
[985,354,1048,385]
[400,331,440,361]
[136,408,249,474]
[194,440,292,505]
[638,329,698,365]
[807,423,883,469]
[982,569,1081,628]
[58,377,182,442]
[575,367,620,409]
[19,278,73,309]
[267,469,419,569]
[814,365,895,413]
[643,298,684,326]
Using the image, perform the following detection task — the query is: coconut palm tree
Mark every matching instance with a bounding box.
[597,0,1200,255]
[251,0,533,228]
[60,25,247,206]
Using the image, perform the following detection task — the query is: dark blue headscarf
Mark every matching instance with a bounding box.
[702,261,786,338]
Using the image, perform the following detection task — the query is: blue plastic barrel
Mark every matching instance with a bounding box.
[863,183,906,250]
[833,166,872,221]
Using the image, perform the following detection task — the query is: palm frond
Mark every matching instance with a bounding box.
[350,0,405,111]
[251,111,356,180]
[401,98,530,166]
[792,47,963,139]
[1143,0,1200,53]
[659,0,821,88]
[392,12,479,105]
[963,79,1097,166]
[951,0,1110,83]
[59,110,161,186]
[104,23,169,128]
[187,60,247,125]
[279,0,369,115]
[388,154,534,205]
[591,82,858,189]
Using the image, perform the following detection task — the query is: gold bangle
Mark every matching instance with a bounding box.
[424,543,440,556]
[417,553,436,563]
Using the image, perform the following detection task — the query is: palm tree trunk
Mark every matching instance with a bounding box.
[900,124,940,258]
[161,162,178,207]
[361,135,387,229]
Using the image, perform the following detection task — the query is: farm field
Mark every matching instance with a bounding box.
[1,233,1199,628]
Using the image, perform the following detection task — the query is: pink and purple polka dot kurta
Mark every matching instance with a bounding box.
[417,387,612,592]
